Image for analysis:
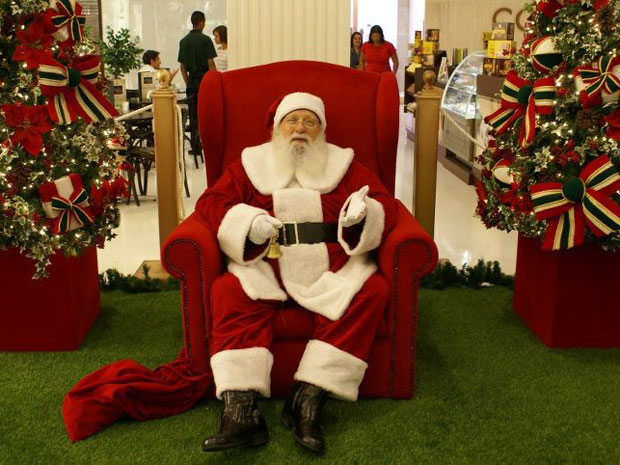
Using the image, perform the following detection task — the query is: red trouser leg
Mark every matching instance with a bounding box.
[313,273,390,361]
[209,272,281,398]
[295,273,391,400]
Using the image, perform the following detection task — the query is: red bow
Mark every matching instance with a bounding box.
[537,0,564,19]
[38,55,118,124]
[484,71,556,150]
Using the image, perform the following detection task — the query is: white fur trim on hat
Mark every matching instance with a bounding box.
[273,92,326,130]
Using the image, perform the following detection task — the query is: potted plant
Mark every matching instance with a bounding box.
[99,27,143,109]
[475,0,620,347]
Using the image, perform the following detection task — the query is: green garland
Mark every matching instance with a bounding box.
[420,259,514,290]
[100,260,514,294]
[99,266,180,293]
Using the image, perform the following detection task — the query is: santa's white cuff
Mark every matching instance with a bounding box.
[217,203,269,265]
[294,339,367,401]
[338,195,385,255]
[210,347,274,399]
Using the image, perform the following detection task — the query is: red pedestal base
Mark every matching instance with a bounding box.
[513,235,620,348]
[0,247,100,351]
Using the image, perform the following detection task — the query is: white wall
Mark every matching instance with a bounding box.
[227,0,350,70]
[409,0,425,41]
[425,0,526,62]
[357,0,397,44]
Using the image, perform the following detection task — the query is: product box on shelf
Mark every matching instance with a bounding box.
[487,40,516,59]
[483,57,512,76]
[426,29,440,42]
[423,41,438,55]
[422,54,435,67]
[482,58,495,75]
[482,32,492,49]
[452,48,468,66]
[491,22,515,40]
[496,58,512,76]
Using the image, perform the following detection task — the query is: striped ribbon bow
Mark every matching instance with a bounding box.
[530,155,620,250]
[576,56,620,102]
[51,188,93,234]
[49,0,86,43]
[484,70,555,150]
[38,55,118,124]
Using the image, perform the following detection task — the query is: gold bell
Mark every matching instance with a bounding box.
[266,234,282,259]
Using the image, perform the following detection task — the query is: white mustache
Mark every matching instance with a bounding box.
[290,134,311,143]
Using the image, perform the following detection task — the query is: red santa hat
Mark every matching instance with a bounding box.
[272,92,326,130]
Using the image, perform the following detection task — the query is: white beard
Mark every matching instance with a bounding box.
[271,130,328,182]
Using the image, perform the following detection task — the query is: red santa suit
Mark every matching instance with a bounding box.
[196,137,397,401]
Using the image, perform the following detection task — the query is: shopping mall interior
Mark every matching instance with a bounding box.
[1,1,619,463]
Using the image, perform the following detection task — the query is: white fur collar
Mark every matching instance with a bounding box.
[241,142,354,195]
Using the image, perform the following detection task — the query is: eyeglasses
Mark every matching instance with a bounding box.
[283,116,320,128]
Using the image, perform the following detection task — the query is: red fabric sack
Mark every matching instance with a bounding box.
[62,354,211,442]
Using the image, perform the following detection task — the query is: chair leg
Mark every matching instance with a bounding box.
[184,165,190,198]
[125,176,131,205]
[130,171,140,206]
[135,159,146,195]
[143,160,152,195]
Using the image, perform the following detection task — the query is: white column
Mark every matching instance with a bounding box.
[228,0,351,70]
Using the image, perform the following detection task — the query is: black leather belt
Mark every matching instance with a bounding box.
[276,222,338,246]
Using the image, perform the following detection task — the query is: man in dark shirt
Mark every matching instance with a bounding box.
[178,11,217,155]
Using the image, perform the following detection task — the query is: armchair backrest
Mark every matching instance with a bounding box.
[197,60,399,195]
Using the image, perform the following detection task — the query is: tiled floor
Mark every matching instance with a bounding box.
[98,111,517,275]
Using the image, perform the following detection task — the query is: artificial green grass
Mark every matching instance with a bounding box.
[1,287,620,465]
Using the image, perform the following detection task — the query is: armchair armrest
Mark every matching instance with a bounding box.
[377,200,438,280]
[376,200,438,398]
[161,212,224,372]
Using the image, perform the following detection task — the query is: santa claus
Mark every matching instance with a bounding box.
[196,92,397,454]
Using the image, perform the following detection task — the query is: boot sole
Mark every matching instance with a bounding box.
[202,430,269,452]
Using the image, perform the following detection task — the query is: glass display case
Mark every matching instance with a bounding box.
[439,51,486,165]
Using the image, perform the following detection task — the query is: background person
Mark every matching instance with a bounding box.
[138,50,178,86]
[178,11,217,155]
[213,25,228,72]
[359,25,398,75]
[350,32,362,69]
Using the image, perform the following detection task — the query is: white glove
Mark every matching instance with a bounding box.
[341,185,369,227]
[248,214,282,245]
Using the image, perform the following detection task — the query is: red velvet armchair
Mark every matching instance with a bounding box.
[162,61,438,399]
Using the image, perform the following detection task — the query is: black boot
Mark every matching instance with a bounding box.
[202,390,269,451]
[281,382,327,454]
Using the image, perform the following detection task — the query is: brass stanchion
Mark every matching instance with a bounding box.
[134,70,182,279]
[413,70,442,238]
